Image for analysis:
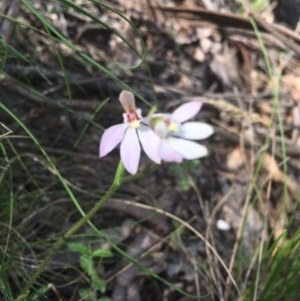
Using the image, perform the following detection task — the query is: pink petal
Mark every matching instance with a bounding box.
[99,123,128,157]
[119,90,136,111]
[158,139,182,163]
[177,122,214,140]
[137,124,161,164]
[168,137,208,160]
[121,128,141,174]
[171,101,202,123]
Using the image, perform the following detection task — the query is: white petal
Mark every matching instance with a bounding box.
[99,123,128,157]
[135,108,143,119]
[119,90,136,110]
[177,122,214,140]
[171,101,202,123]
[121,128,141,174]
[137,125,161,164]
[158,139,182,163]
[168,137,208,160]
[142,117,149,125]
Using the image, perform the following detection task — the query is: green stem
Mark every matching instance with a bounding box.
[16,162,160,301]
[16,162,125,301]
[122,164,159,183]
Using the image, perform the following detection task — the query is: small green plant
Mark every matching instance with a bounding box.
[67,243,113,301]
[168,159,200,191]
[238,0,269,13]
[26,284,52,301]
[170,220,186,245]
[251,0,269,12]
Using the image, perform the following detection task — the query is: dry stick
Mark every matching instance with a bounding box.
[0,122,13,138]
[109,199,242,298]
[253,53,284,296]
[189,177,224,301]
[151,3,300,43]
[106,216,198,282]
[223,85,258,301]
[0,0,21,41]
[3,80,121,114]
[223,182,253,301]
[253,134,275,300]
[237,87,260,298]
[241,247,259,294]
[205,205,225,301]
[175,219,202,300]
[206,187,240,301]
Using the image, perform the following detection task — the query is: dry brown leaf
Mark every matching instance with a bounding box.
[194,47,205,62]
[268,197,286,242]
[226,146,244,170]
[256,102,272,114]
[282,74,300,106]
[263,153,283,181]
[261,114,271,126]
[263,153,298,196]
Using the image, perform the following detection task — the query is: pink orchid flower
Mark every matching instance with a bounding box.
[149,101,213,163]
[99,91,161,174]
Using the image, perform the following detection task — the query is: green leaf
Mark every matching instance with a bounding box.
[79,288,94,301]
[80,256,95,276]
[67,242,90,256]
[27,284,51,301]
[92,248,113,258]
[92,274,106,293]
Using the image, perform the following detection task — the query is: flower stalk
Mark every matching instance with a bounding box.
[16,161,150,301]
[16,90,214,300]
